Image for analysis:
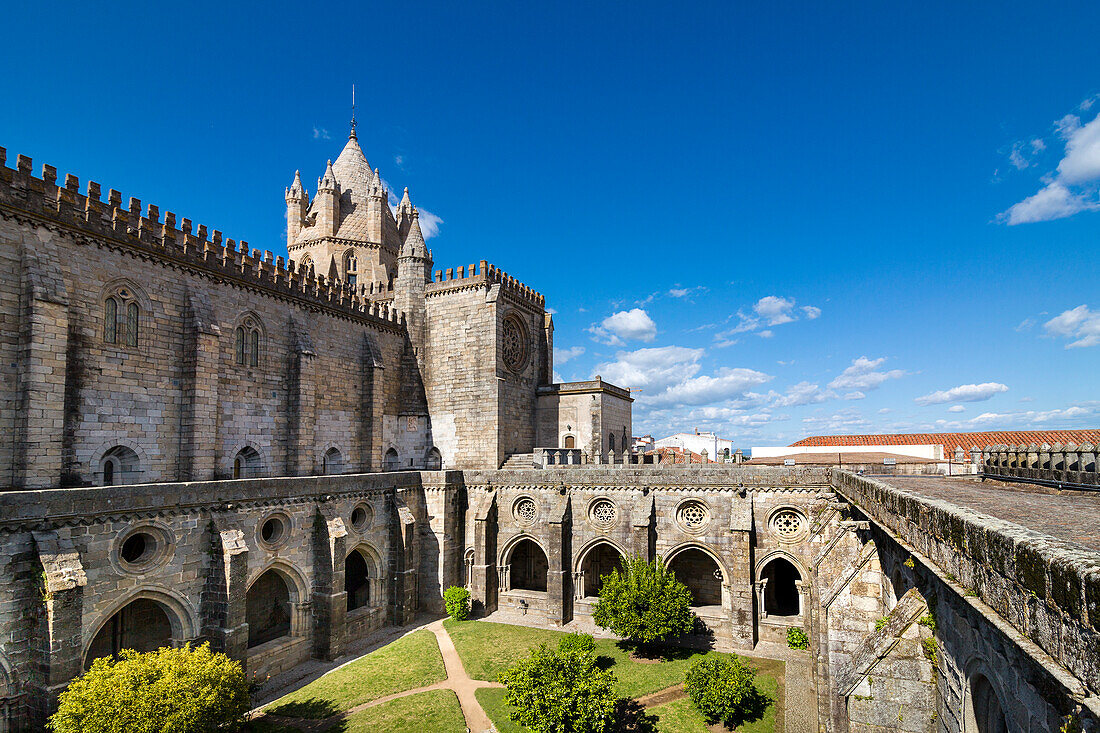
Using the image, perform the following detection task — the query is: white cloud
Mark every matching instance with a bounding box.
[668,285,707,298]
[417,208,444,239]
[1043,304,1100,348]
[774,382,829,408]
[589,308,658,346]
[1016,318,1036,332]
[595,346,704,393]
[827,356,906,391]
[715,295,821,342]
[313,127,331,140]
[1001,106,1100,224]
[646,367,773,408]
[948,405,966,413]
[843,391,866,400]
[1001,181,1097,224]
[395,155,404,167]
[554,346,585,364]
[915,382,1009,405]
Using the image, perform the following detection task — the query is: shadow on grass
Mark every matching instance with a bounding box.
[266,696,342,720]
[612,698,659,733]
[614,639,699,662]
[702,686,772,730]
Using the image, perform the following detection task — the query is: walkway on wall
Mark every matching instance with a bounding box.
[252,618,501,732]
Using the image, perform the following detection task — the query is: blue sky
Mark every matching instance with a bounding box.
[3,1,1098,446]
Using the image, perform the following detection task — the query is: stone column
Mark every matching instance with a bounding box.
[286,327,317,476]
[471,493,498,614]
[630,494,654,560]
[311,509,347,661]
[200,525,249,667]
[545,494,572,626]
[17,246,69,489]
[358,335,385,472]
[33,532,86,708]
[180,290,220,481]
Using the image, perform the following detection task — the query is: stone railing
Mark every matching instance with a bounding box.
[537,448,736,469]
[982,443,1098,488]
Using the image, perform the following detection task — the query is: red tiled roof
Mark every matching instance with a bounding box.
[790,430,1100,455]
[750,451,930,465]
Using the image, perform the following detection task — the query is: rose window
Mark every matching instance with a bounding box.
[771,509,805,539]
[677,500,709,530]
[591,499,616,527]
[514,498,537,524]
[502,317,527,371]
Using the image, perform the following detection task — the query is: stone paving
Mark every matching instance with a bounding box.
[880,475,1100,552]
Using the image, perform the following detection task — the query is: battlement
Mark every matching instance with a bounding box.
[426,259,545,308]
[0,147,406,331]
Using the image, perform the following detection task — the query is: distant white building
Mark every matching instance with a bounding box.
[655,430,735,461]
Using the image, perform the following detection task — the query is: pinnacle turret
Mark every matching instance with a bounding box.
[400,208,429,260]
[286,170,306,202]
[318,160,338,192]
[396,187,416,240]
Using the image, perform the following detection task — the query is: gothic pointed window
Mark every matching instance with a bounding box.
[103,285,142,349]
[344,250,358,286]
[235,327,246,365]
[104,297,118,343]
[249,330,260,367]
[126,302,139,347]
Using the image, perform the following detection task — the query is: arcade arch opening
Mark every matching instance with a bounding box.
[85,598,175,668]
[578,542,625,598]
[508,538,548,592]
[760,557,802,617]
[668,548,722,607]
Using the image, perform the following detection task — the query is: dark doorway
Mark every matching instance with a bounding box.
[761,558,801,617]
[86,598,173,668]
[346,550,371,611]
[580,543,624,598]
[668,549,722,606]
[247,570,292,647]
[509,539,548,592]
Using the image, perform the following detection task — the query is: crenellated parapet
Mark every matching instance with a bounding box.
[982,442,1098,487]
[0,147,406,332]
[426,258,545,310]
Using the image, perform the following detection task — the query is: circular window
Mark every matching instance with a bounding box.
[258,513,291,549]
[676,499,710,531]
[770,509,806,540]
[113,525,173,575]
[502,316,528,372]
[350,503,374,532]
[589,499,617,528]
[121,532,153,565]
[513,497,537,525]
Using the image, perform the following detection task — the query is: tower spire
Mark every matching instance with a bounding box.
[350,83,357,139]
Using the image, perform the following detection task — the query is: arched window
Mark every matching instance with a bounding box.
[760,557,802,617]
[233,316,262,366]
[384,448,400,472]
[103,286,142,347]
[104,297,117,343]
[464,549,475,588]
[246,570,291,648]
[344,250,358,286]
[508,539,548,592]
[233,447,263,479]
[345,549,379,612]
[579,542,625,598]
[564,435,576,449]
[100,445,140,486]
[668,548,723,607]
[86,598,174,668]
[608,433,616,453]
[967,673,1007,733]
[322,447,345,475]
[301,254,313,272]
[426,447,442,470]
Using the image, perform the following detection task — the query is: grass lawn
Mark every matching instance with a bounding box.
[459,621,783,732]
[264,629,446,719]
[340,689,466,733]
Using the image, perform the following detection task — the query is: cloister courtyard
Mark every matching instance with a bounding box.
[249,617,790,732]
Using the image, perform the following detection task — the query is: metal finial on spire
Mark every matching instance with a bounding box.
[350,84,358,139]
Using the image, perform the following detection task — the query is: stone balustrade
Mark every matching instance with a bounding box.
[982,442,1099,488]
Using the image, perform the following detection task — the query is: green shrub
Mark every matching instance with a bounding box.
[558,632,596,656]
[498,641,616,733]
[592,555,694,649]
[49,643,249,733]
[786,627,809,650]
[443,585,471,621]
[684,656,767,727]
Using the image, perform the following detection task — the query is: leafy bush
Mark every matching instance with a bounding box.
[498,640,617,733]
[684,656,767,727]
[592,555,694,649]
[443,585,471,621]
[786,627,809,650]
[558,632,596,656]
[49,643,249,733]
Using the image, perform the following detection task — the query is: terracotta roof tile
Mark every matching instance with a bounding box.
[789,430,1100,455]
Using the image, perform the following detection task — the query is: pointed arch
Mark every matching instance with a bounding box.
[82,586,198,668]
